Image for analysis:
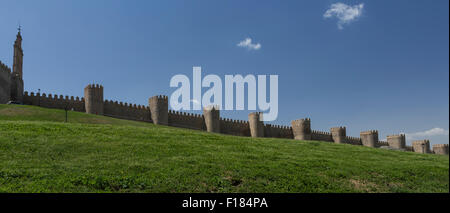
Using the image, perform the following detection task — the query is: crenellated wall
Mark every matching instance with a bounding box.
[377,141,389,147]
[311,130,333,142]
[168,110,205,130]
[345,136,362,145]
[23,91,85,112]
[0,61,11,104]
[15,88,446,156]
[3,29,445,156]
[264,124,293,139]
[220,118,250,137]
[103,99,151,122]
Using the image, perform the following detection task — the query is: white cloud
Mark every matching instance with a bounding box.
[324,3,364,29]
[402,128,449,141]
[237,38,261,50]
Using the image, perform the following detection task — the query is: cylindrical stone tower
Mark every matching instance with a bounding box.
[387,134,406,149]
[84,84,104,115]
[291,118,311,140]
[412,140,431,154]
[432,144,449,155]
[203,105,220,133]
[248,112,264,138]
[149,95,168,125]
[330,126,346,144]
[360,130,378,148]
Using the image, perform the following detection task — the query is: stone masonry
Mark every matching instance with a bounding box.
[1,30,448,156]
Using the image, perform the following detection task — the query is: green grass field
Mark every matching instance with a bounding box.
[0,104,448,193]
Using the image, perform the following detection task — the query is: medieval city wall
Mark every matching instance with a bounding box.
[345,136,362,145]
[311,130,333,142]
[16,89,448,156]
[168,110,205,130]
[23,92,85,112]
[377,141,389,147]
[264,124,293,139]
[103,99,151,122]
[4,30,446,157]
[0,61,11,104]
[220,118,251,136]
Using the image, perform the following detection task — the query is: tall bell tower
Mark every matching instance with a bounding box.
[10,27,24,103]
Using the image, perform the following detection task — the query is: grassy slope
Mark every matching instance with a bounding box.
[0,104,448,193]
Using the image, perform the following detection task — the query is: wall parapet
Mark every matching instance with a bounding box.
[168,110,204,130]
[23,91,85,112]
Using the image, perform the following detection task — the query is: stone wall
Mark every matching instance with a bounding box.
[14,90,450,156]
[168,110,205,130]
[311,130,333,142]
[0,61,11,104]
[345,136,362,145]
[104,99,151,122]
[220,118,250,136]
[23,91,85,112]
[264,124,293,139]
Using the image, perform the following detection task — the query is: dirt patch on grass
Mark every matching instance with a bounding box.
[349,179,380,192]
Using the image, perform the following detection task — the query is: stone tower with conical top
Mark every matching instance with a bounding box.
[10,29,24,103]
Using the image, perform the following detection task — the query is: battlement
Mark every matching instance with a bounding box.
[248,112,264,138]
[292,118,311,122]
[0,60,11,74]
[102,99,151,122]
[149,95,169,125]
[85,84,103,89]
[361,130,378,135]
[312,130,332,136]
[432,144,449,155]
[84,83,104,115]
[311,129,333,142]
[104,99,147,111]
[265,124,291,130]
[412,140,430,145]
[387,134,405,138]
[220,117,250,136]
[412,140,431,154]
[433,144,449,148]
[330,126,346,144]
[386,134,406,149]
[0,60,12,104]
[330,126,346,131]
[360,130,379,147]
[377,141,389,147]
[22,91,85,112]
[4,28,441,157]
[264,124,293,139]
[345,136,362,145]
[150,95,168,101]
[291,118,312,140]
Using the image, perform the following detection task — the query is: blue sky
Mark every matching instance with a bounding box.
[0,0,448,145]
